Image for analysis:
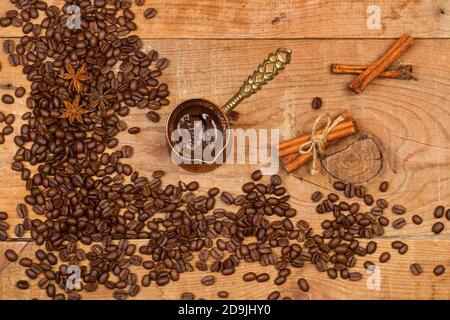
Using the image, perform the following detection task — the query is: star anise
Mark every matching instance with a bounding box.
[60,95,89,124]
[59,63,91,93]
[86,83,115,113]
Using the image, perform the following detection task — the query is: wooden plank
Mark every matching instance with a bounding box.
[0,38,449,300]
[0,39,448,234]
[1,239,450,300]
[0,0,449,39]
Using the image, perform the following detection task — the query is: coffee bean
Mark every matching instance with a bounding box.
[410,263,422,276]
[327,268,338,279]
[446,209,450,221]
[146,111,160,122]
[5,114,15,125]
[268,291,280,300]
[391,241,403,250]
[5,249,18,262]
[433,265,445,276]
[242,182,255,193]
[2,94,14,104]
[434,205,445,218]
[3,40,15,54]
[15,224,24,237]
[412,215,423,225]
[364,261,375,270]
[0,212,7,220]
[297,278,309,292]
[220,191,233,205]
[392,204,406,215]
[181,292,195,300]
[251,170,262,181]
[3,126,13,135]
[398,244,408,255]
[379,252,390,263]
[392,218,406,229]
[256,273,270,282]
[310,191,323,202]
[206,290,223,299]
[355,186,366,198]
[364,194,374,206]
[16,204,28,218]
[15,87,26,98]
[156,275,170,286]
[344,183,355,198]
[0,17,12,27]
[208,187,220,197]
[144,8,157,19]
[128,127,140,134]
[156,58,169,70]
[366,241,377,254]
[16,280,29,290]
[274,275,287,285]
[201,275,215,286]
[311,97,322,109]
[271,174,282,186]
[135,0,145,5]
[379,181,389,192]
[187,181,199,191]
[349,272,362,281]
[432,222,444,234]
[243,272,256,282]
[333,181,346,191]
[326,193,337,203]
[19,258,32,268]
[376,198,388,209]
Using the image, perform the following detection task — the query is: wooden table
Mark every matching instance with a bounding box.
[0,0,449,300]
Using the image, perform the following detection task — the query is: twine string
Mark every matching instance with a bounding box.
[298,114,345,175]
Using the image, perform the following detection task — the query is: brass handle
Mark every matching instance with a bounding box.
[222,48,292,114]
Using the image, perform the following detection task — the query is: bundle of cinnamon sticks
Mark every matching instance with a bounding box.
[280,113,358,173]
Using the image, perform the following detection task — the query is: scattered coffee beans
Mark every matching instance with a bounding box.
[1,94,14,104]
[16,280,29,290]
[14,87,26,98]
[432,222,444,234]
[410,263,422,276]
[144,8,157,19]
[379,181,389,192]
[412,215,423,225]
[379,252,391,263]
[311,97,322,109]
[298,278,309,292]
[201,275,216,286]
[433,265,445,276]
[434,205,444,218]
[4,249,18,262]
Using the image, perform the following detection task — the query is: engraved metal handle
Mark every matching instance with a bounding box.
[222,48,292,114]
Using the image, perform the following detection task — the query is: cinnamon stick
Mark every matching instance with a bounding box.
[279,119,354,157]
[348,33,415,94]
[331,63,414,79]
[281,124,358,173]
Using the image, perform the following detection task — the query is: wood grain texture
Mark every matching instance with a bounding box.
[0,0,450,39]
[0,1,449,300]
[1,239,450,300]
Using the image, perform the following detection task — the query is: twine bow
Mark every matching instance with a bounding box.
[298,114,345,175]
